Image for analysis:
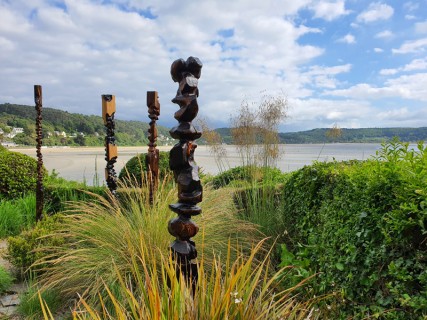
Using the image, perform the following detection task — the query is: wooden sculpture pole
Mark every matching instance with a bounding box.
[102,95,118,195]
[168,57,203,287]
[34,85,44,222]
[146,91,160,205]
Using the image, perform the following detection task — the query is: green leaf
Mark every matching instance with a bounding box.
[335,262,344,271]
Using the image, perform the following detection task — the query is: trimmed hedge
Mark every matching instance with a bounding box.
[118,151,171,186]
[0,150,47,199]
[209,165,288,189]
[279,140,427,319]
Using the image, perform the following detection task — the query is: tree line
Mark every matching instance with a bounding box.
[214,127,427,144]
[0,103,171,147]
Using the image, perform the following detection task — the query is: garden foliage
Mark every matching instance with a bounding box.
[280,140,427,319]
[118,151,171,186]
[0,265,13,293]
[0,150,46,199]
[7,214,65,275]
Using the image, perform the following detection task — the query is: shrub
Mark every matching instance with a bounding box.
[279,140,427,319]
[6,214,65,276]
[0,150,47,199]
[0,265,13,293]
[209,165,287,189]
[118,151,171,186]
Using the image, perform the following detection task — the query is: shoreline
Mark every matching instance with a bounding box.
[9,143,387,185]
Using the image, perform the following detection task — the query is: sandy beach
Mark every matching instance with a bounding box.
[11,144,382,185]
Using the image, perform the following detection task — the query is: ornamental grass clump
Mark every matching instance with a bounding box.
[33,175,262,309]
[40,238,317,319]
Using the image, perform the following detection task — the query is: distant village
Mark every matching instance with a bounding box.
[0,126,173,147]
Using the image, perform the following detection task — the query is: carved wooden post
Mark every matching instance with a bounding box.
[168,57,203,287]
[146,91,160,205]
[34,85,44,222]
[102,95,118,195]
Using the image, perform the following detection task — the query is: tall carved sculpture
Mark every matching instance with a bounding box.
[168,57,203,286]
[102,95,118,195]
[34,85,44,222]
[146,91,160,205]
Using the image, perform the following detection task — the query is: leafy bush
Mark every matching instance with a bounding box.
[279,140,427,319]
[0,193,37,238]
[6,214,65,275]
[209,165,287,189]
[118,151,171,186]
[0,265,13,293]
[0,150,47,199]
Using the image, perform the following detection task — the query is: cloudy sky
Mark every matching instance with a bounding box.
[1,0,427,132]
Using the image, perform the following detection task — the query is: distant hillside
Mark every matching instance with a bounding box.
[0,103,171,147]
[215,127,427,144]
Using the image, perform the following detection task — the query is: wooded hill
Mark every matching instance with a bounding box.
[0,103,171,146]
[215,127,427,144]
[2,103,426,146]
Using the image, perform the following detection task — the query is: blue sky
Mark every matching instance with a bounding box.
[1,0,426,132]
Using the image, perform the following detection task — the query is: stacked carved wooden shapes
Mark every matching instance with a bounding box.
[102,95,118,194]
[146,91,160,204]
[168,57,203,281]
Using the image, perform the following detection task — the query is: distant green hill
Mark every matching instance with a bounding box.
[2,103,426,146]
[215,127,427,144]
[0,103,171,147]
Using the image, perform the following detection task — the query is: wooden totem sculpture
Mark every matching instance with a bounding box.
[102,95,118,195]
[146,91,160,205]
[168,57,203,286]
[34,85,44,222]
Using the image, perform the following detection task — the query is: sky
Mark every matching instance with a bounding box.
[1,0,427,132]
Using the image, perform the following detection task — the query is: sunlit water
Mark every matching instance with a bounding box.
[13,144,387,186]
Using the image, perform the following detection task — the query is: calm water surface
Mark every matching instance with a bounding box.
[13,144,384,185]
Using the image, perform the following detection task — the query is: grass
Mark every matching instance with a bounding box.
[0,193,37,238]
[18,281,63,319]
[33,175,262,310]
[0,265,14,293]
[38,238,317,319]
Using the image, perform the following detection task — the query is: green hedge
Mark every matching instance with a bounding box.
[279,140,427,319]
[118,151,171,186]
[0,150,47,199]
[209,165,288,189]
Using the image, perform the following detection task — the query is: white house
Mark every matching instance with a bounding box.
[6,127,24,138]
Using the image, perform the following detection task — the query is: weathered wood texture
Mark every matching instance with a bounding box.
[102,95,118,194]
[34,85,44,222]
[146,91,160,205]
[168,57,203,287]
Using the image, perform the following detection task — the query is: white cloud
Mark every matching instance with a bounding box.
[310,1,350,21]
[337,34,356,44]
[415,21,427,34]
[392,38,427,54]
[375,30,394,39]
[357,2,394,23]
[403,2,419,12]
[0,0,426,132]
[405,15,416,20]
[379,69,398,75]
[377,107,410,120]
[326,73,427,102]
